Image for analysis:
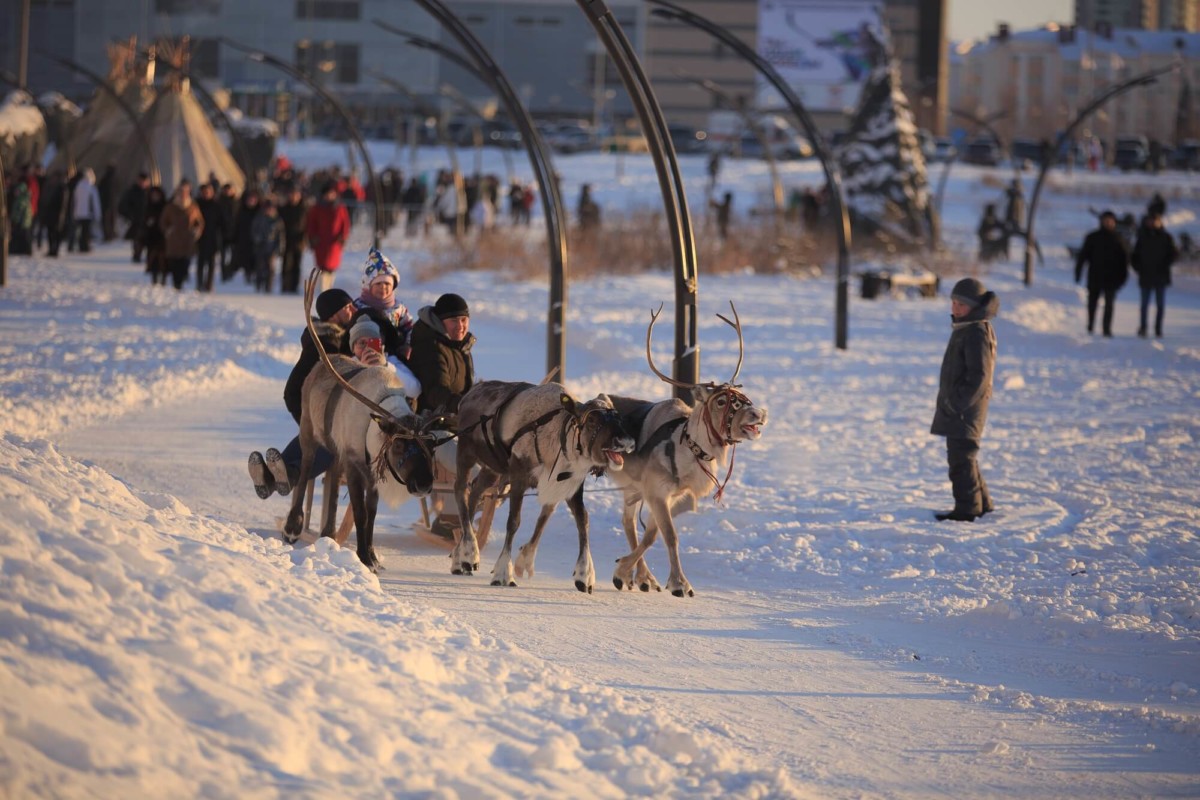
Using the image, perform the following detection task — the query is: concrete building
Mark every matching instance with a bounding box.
[1076,0,1162,31]
[949,25,1200,152]
[1159,0,1199,30]
[3,0,945,140]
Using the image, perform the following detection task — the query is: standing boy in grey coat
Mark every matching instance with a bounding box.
[931,278,998,522]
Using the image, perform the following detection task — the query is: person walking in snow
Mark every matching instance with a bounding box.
[159,179,205,291]
[1074,210,1130,337]
[1131,211,1178,339]
[931,278,998,523]
[71,167,102,253]
[305,181,352,293]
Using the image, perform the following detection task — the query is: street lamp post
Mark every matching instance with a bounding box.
[646,0,854,350]
[221,37,385,249]
[1023,63,1178,286]
[381,5,571,382]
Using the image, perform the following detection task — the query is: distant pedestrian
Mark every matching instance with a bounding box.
[278,186,308,294]
[305,181,351,293]
[931,278,998,523]
[1074,210,1130,337]
[710,191,733,240]
[159,179,204,291]
[194,182,223,292]
[71,167,102,253]
[1131,212,1178,339]
[251,199,285,293]
[118,172,150,262]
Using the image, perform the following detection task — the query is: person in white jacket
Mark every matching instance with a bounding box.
[72,168,102,253]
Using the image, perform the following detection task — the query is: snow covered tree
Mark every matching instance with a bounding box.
[836,23,932,244]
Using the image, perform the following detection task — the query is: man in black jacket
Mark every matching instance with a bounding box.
[1074,210,1130,337]
[117,173,150,262]
[277,186,309,294]
[1131,212,1178,338]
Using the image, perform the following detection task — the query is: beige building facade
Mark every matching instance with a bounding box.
[950,26,1200,150]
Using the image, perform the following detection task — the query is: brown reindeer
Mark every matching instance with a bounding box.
[282,272,446,572]
[607,303,768,597]
[449,381,635,592]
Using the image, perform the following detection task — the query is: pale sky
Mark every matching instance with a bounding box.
[948,0,1075,42]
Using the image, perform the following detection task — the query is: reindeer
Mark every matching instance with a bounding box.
[282,273,446,572]
[449,381,635,592]
[606,303,769,597]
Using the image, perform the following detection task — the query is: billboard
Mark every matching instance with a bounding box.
[757,1,882,114]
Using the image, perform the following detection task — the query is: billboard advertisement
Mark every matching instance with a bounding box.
[757,1,882,114]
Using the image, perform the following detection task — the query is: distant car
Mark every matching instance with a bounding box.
[930,137,957,163]
[668,123,708,154]
[546,123,595,154]
[1114,136,1149,172]
[1010,138,1045,167]
[962,137,1001,166]
[1170,139,1200,171]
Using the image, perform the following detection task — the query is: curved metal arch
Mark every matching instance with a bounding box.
[646,0,853,350]
[397,2,571,382]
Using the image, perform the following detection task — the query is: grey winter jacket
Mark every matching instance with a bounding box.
[931,292,998,440]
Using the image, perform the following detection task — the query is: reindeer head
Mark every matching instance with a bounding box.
[369,411,448,496]
[561,392,635,472]
[646,301,769,445]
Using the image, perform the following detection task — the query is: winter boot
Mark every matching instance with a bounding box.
[265,448,291,496]
[935,509,979,522]
[247,451,274,500]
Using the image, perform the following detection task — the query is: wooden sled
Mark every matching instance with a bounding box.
[412,461,503,551]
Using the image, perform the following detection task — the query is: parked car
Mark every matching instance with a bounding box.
[1114,136,1149,171]
[1010,137,1045,167]
[1170,139,1200,171]
[668,123,708,154]
[962,137,1001,166]
[930,137,958,163]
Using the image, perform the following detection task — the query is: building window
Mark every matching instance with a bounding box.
[294,0,360,21]
[156,0,220,12]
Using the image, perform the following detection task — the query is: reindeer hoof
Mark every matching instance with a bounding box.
[640,582,658,593]
[613,577,625,590]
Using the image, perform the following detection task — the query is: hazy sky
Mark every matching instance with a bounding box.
[948,0,1074,42]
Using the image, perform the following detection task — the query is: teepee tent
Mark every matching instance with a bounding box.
[837,23,932,245]
[53,38,154,178]
[113,38,244,193]
[0,90,48,169]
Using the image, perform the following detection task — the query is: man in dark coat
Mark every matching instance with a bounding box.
[408,293,476,540]
[408,293,476,414]
[38,169,70,257]
[277,186,309,294]
[1074,210,1130,337]
[117,172,150,262]
[1131,212,1178,338]
[931,278,998,522]
[194,182,224,292]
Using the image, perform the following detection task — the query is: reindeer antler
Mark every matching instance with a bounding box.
[714,301,744,385]
[303,269,401,421]
[645,304,698,389]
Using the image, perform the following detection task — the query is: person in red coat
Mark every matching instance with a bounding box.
[305,181,351,292]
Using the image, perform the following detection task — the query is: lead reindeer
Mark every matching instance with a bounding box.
[607,303,768,597]
[450,381,635,592]
[282,272,446,572]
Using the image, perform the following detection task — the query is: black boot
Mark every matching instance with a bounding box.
[935,509,979,522]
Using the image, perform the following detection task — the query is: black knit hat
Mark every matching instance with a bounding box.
[434,293,470,319]
[315,288,354,321]
[950,278,987,308]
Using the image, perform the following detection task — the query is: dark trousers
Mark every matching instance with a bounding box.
[1139,286,1166,336]
[167,256,191,290]
[1086,287,1118,335]
[46,225,64,257]
[946,437,990,516]
[281,436,333,484]
[280,245,303,293]
[76,219,94,252]
[196,245,218,292]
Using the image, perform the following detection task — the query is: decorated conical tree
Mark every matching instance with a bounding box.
[836,22,932,243]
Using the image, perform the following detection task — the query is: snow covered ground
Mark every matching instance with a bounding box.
[2,143,1199,798]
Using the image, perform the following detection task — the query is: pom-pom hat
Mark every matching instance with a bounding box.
[361,247,400,292]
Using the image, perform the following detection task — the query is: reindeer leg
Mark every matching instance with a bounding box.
[649,494,693,598]
[490,478,527,587]
[451,449,481,576]
[514,501,554,582]
[361,482,381,572]
[565,485,595,594]
[284,439,317,543]
[621,496,661,593]
[318,464,342,539]
[344,472,374,572]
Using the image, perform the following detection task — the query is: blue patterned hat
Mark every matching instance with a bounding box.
[361,247,400,292]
